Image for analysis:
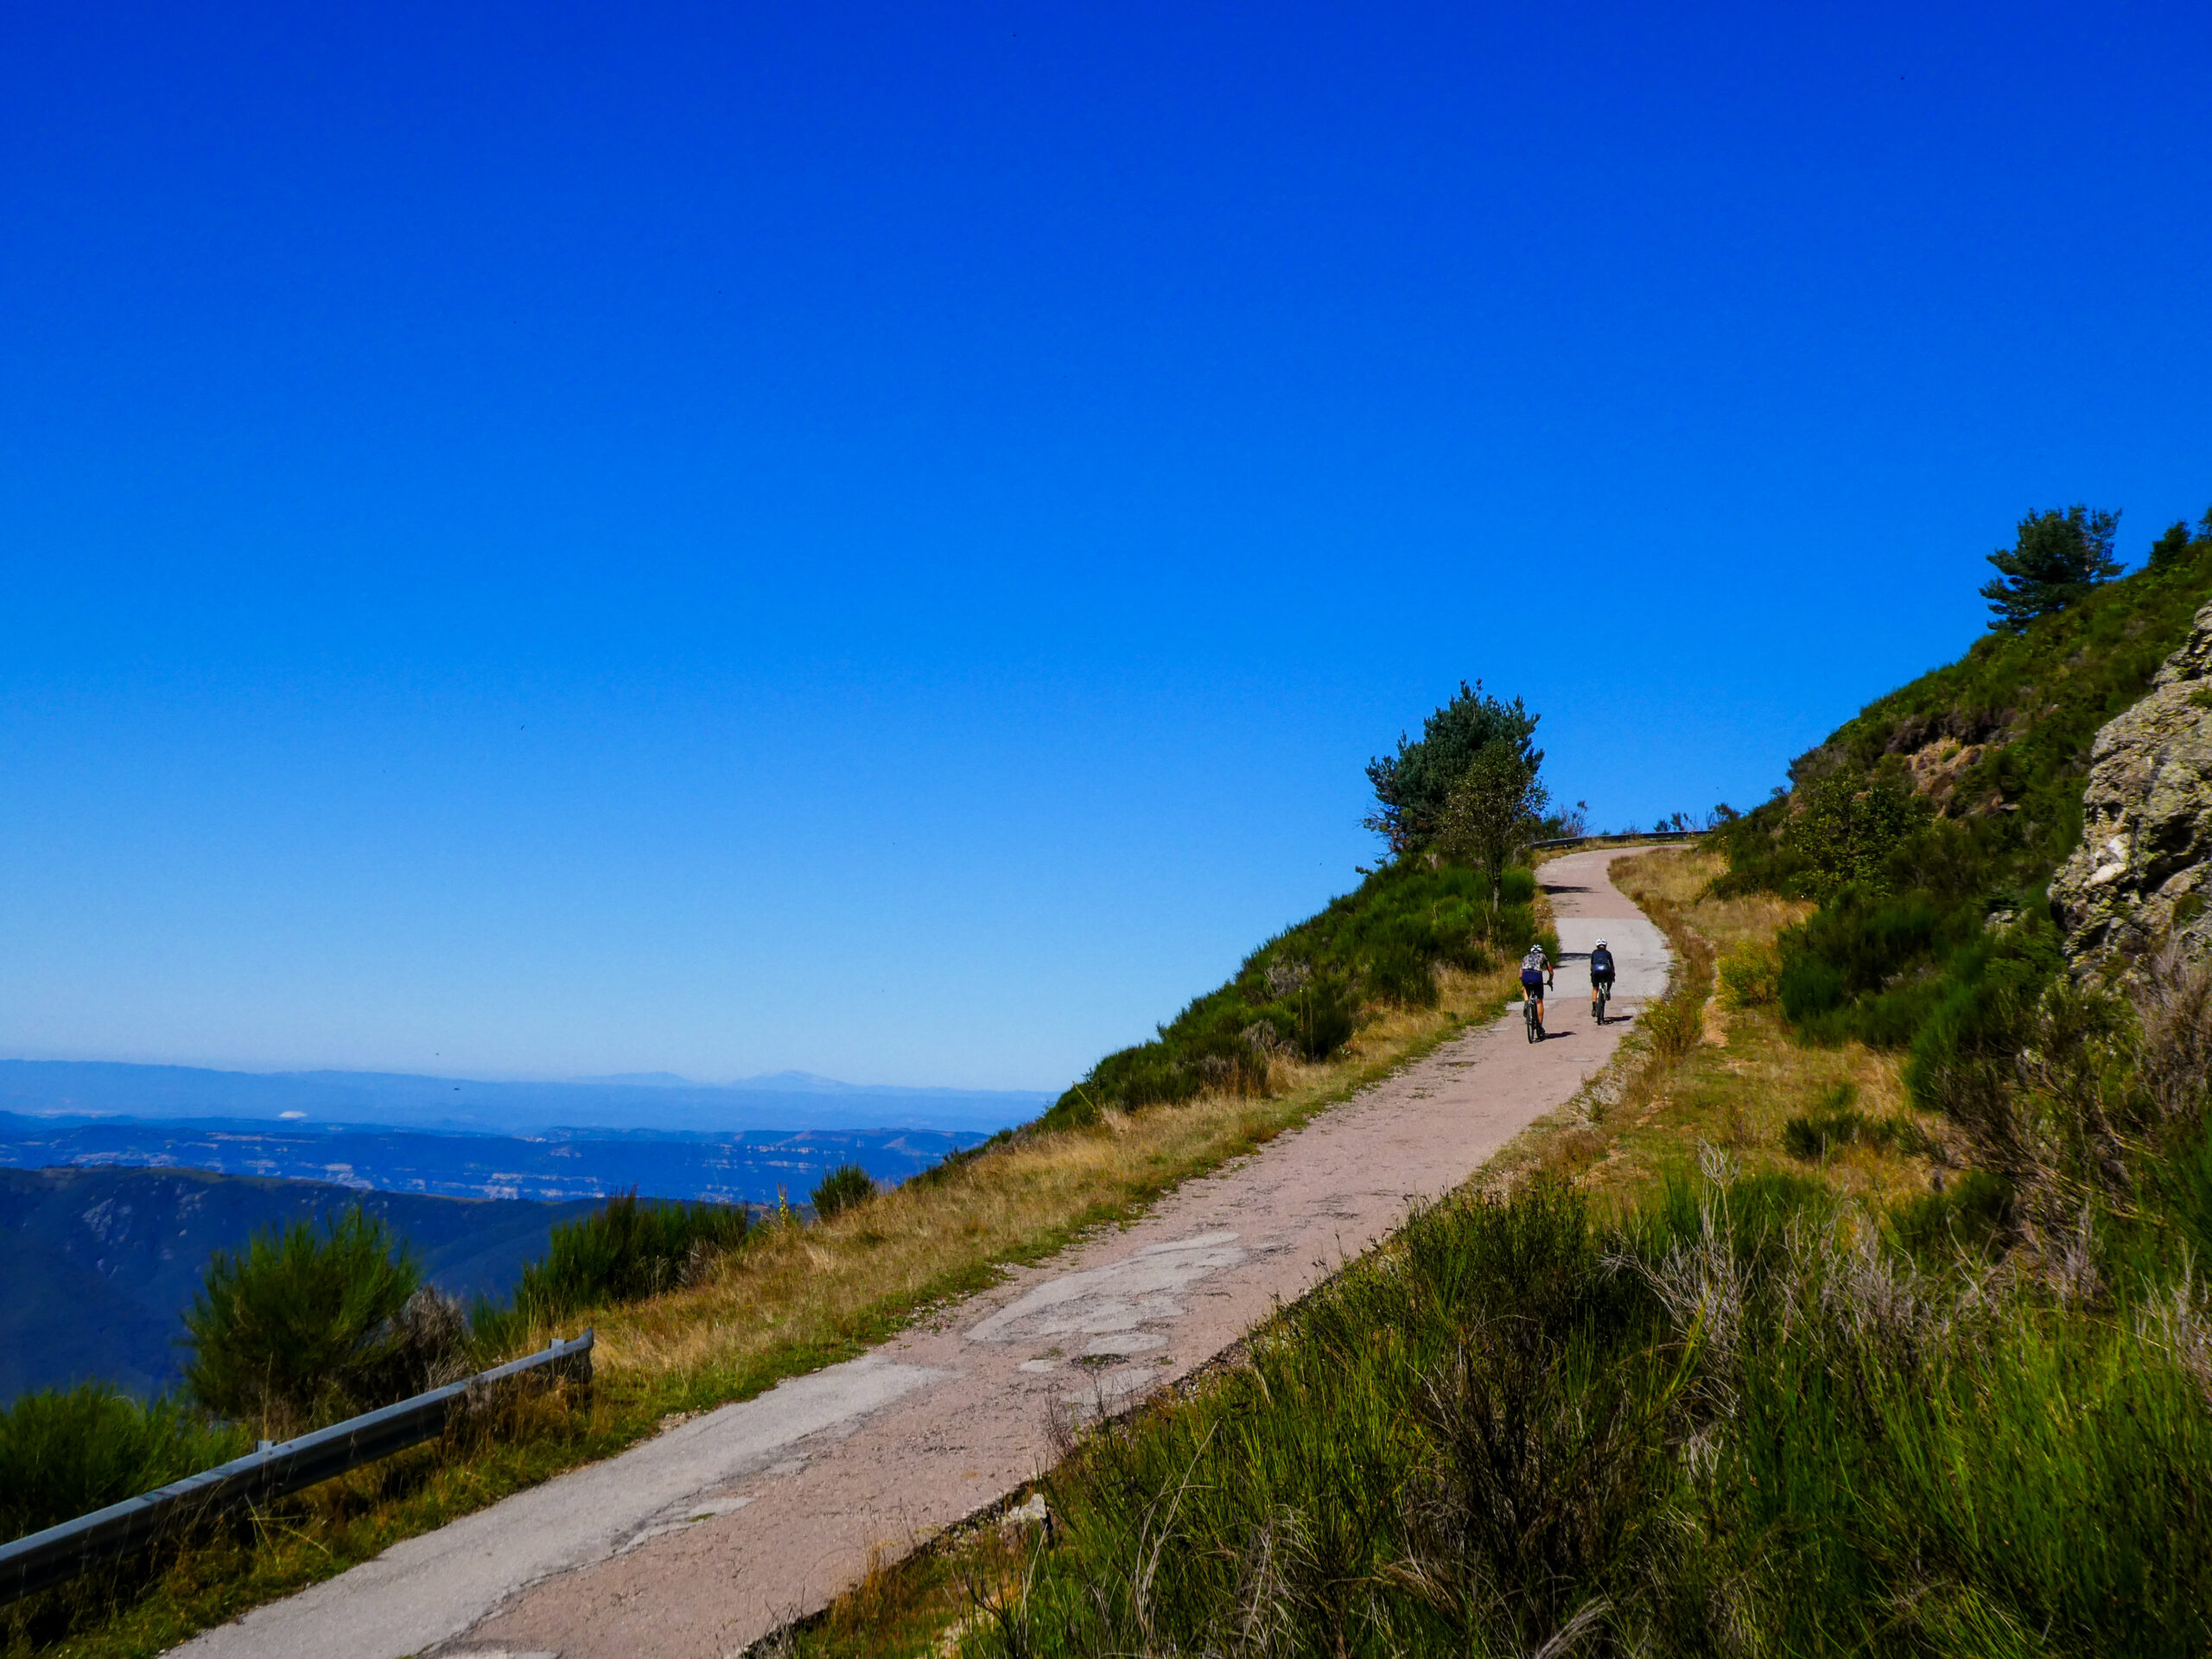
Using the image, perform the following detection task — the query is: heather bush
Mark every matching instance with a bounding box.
[0,1386,245,1545]
[504,1191,751,1327]
[810,1165,877,1219]
[181,1207,461,1435]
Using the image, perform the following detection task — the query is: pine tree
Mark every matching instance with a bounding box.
[1979,505,2121,632]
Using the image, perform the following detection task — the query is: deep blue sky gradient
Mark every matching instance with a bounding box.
[5,1,2209,1090]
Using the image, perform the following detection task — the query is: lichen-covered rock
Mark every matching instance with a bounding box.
[2051,601,2212,980]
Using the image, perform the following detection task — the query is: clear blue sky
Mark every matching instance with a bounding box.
[4,1,2209,1092]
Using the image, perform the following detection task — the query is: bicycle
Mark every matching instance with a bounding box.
[1524,991,1545,1042]
[1593,978,1611,1026]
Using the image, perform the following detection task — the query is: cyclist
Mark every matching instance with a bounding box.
[1589,938,1617,1021]
[1520,944,1554,1033]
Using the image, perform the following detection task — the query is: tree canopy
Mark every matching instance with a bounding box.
[1436,742,1550,902]
[1980,505,2122,632]
[1364,682,1541,854]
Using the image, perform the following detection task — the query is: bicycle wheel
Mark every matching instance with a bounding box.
[1526,998,1541,1042]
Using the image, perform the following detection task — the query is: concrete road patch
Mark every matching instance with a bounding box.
[174,847,1670,1659]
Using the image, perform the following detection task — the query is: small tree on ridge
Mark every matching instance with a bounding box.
[1438,742,1550,904]
[1365,682,1541,854]
[1980,505,2121,632]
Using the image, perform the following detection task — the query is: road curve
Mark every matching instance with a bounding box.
[170,847,1669,1659]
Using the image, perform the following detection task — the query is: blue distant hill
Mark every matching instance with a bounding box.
[0,1061,1019,1403]
[0,1166,608,1402]
[0,1059,1046,1137]
[0,1110,989,1206]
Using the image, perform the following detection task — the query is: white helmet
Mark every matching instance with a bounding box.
[1595,938,1608,950]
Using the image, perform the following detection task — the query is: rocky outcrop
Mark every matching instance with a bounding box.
[1902,734,1989,810]
[2051,601,2212,979]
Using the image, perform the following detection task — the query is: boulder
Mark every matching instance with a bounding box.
[2051,601,2212,980]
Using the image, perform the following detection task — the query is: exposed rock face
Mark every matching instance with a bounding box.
[1903,734,1989,810]
[2051,601,2212,980]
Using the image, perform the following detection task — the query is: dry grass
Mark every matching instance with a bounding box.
[780,851,2006,1659]
[599,961,1520,1384]
[17,948,1522,1659]
[1453,849,1943,1219]
[1514,849,1946,1211]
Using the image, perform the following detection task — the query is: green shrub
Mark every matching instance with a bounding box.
[181,1207,447,1434]
[0,1387,245,1545]
[1718,944,1778,1007]
[1777,769,1930,900]
[810,1165,876,1219]
[507,1191,751,1325]
[1641,991,1702,1060]
[1891,1170,2012,1262]
[1046,855,1543,1123]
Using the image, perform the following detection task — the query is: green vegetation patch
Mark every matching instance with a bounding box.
[0,1389,247,1548]
[962,1173,2212,1657]
[182,1209,457,1437]
[1716,511,2212,1091]
[809,1165,877,1220]
[497,1191,753,1332]
[1048,860,1547,1125]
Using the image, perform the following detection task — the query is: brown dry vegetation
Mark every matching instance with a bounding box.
[598,958,1523,1388]
[790,846,1971,1659]
[16,954,1531,1659]
[1577,849,1947,1210]
[1476,849,1948,1212]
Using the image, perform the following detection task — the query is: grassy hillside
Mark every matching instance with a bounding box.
[798,839,2212,1658]
[788,512,2212,1657]
[2,695,1555,1658]
[1044,860,1548,1127]
[1713,514,2212,1059]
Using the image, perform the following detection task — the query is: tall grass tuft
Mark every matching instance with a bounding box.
[0,1386,246,1545]
[962,1172,2212,1657]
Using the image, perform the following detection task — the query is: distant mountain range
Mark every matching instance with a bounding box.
[0,1166,607,1402]
[0,1059,1047,1135]
[0,1110,988,1206]
[0,1060,1021,1403]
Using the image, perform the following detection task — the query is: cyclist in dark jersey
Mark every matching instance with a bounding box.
[1589,938,1617,1019]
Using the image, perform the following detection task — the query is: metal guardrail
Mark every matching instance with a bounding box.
[0,1328,593,1604]
[1528,830,1705,850]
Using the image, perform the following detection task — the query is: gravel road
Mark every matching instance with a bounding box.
[169,846,1669,1659]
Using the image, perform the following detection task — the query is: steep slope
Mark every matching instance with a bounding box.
[2047,599,2212,976]
[1716,514,2212,1054]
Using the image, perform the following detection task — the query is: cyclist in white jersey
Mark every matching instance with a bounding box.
[1519,944,1554,1025]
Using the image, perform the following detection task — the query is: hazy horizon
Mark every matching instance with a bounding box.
[0,1057,1047,1139]
[6,1,2208,1088]
[0,1052,1054,1097]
